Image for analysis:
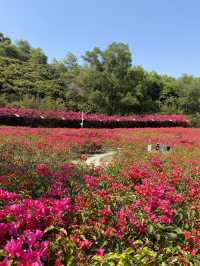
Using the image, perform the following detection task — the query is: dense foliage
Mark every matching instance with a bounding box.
[0,127,199,265]
[0,107,190,127]
[0,33,199,123]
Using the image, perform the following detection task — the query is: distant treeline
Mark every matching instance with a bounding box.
[0,32,199,126]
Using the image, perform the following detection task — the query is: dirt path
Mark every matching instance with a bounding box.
[86,151,116,166]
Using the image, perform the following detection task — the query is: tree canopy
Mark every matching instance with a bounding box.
[0,32,199,121]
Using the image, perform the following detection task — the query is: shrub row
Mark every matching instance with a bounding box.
[0,107,191,128]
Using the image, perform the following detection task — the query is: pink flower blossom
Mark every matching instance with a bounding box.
[96,248,105,257]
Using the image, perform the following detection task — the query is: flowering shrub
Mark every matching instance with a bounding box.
[2,230,49,266]
[0,107,190,127]
[0,128,199,264]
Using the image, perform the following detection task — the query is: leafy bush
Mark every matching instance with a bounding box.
[189,113,200,128]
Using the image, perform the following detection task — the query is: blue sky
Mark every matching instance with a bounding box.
[0,0,200,77]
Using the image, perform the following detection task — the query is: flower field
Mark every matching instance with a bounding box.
[0,127,199,265]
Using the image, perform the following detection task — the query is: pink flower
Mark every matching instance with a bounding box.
[99,207,112,216]
[0,258,9,266]
[54,257,62,266]
[159,216,172,224]
[35,164,51,177]
[83,175,98,188]
[4,238,22,257]
[0,189,19,202]
[78,239,92,250]
[96,248,105,257]
[116,208,126,228]
[70,236,92,250]
[4,230,49,265]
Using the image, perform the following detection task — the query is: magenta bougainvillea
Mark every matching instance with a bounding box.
[0,127,199,265]
[0,107,190,127]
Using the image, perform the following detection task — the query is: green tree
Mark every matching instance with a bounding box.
[0,32,199,117]
[82,42,132,114]
[16,39,31,60]
[30,48,47,64]
[63,52,79,71]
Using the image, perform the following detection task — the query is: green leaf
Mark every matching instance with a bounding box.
[147,223,154,234]
[174,227,183,234]
[133,240,143,245]
[167,233,177,240]
[5,215,16,222]
[44,225,57,233]
[156,233,161,241]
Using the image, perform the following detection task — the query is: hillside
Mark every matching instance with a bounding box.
[0,33,199,123]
